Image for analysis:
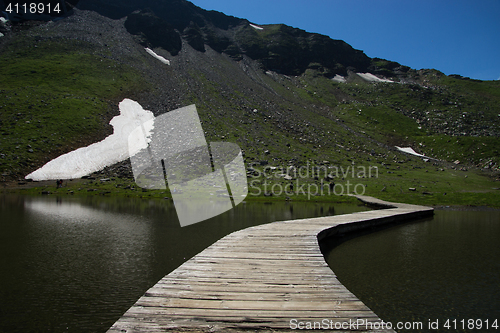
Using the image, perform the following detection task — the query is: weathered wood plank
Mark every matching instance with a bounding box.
[176,263,332,273]
[123,306,379,319]
[156,276,344,286]
[108,316,384,332]
[150,282,350,292]
[134,297,369,311]
[144,289,358,301]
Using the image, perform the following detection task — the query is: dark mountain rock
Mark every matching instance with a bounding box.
[234,24,370,76]
[77,0,371,76]
[75,0,143,19]
[124,9,182,55]
[76,0,242,30]
[369,57,411,77]
[182,21,205,52]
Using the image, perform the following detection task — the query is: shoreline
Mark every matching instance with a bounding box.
[2,178,500,210]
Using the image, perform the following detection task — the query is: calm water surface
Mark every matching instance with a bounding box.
[0,194,368,333]
[326,209,500,332]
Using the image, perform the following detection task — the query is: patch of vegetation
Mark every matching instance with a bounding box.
[0,36,148,179]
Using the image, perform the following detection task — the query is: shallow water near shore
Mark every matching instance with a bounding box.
[326,209,500,332]
[0,194,368,333]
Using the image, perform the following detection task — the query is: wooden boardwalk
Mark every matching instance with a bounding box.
[108,196,433,332]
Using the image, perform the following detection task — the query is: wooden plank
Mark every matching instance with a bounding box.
[193,252,324,260]
[150,281,350,292]
[145,288,357,302]
[177,263,331,273]
[190,257,328,265]
[134,297,369,311]
[156,276,344,286]
[108,316,384,332]
[124,306,378,319]
[165,272,338,281]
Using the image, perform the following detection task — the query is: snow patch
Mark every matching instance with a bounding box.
[396,146,433,160]
[357,73,393,83]
[331,74,346,83]
[249,23,263,30]
[145,47,170,65]
[26,99,155,181]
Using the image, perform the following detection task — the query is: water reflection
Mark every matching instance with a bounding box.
[0,194,368,333]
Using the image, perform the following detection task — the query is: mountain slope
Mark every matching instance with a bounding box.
[0,2,499,206]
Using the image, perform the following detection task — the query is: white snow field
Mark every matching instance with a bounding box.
[332,74,347,83]
[145,47,171,65]
[357,72,394,83]
[25,99,155,181]
[249,23,264,30]
[396,146,433,160]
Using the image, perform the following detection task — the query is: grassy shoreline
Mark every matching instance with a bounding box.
[2,176,499,209]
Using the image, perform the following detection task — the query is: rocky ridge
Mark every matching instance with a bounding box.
[75,0,382,77]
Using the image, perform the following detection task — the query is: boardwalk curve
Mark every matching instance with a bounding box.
[108,195,433,332]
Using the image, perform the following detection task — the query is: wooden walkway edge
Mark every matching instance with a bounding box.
[107,196,433,332]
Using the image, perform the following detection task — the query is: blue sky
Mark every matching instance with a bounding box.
[190,0,500,81]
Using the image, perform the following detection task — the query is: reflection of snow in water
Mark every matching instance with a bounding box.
[25,198,116,222]
[26,99,155,181]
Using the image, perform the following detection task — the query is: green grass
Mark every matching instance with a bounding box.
[361,164,500,207]
[0,37,148,179]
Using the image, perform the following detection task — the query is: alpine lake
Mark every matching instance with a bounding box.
[1,194,498,332]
